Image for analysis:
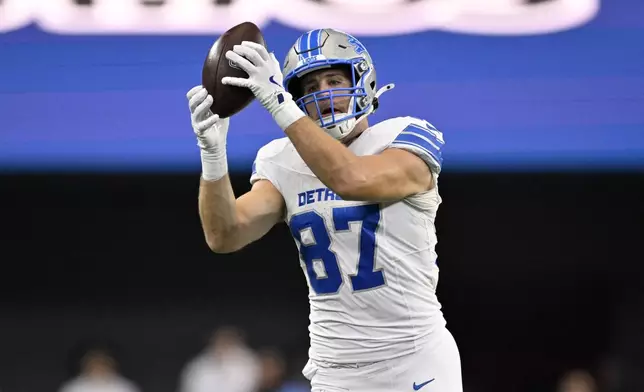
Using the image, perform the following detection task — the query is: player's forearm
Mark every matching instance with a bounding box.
[198,175,241,253]
[284,116,364,197]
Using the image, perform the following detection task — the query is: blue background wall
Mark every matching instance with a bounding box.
[1,0,642,172]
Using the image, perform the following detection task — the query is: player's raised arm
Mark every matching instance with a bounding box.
[282,117,437,201]
[188,86,285,253]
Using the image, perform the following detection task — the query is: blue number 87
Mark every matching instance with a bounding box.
[288,204,386,295]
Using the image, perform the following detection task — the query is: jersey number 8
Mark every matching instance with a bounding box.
[289,204,386,295]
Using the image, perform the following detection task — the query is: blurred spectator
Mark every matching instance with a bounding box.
[58,348,140,392]
[557,369,598,392]
[178,326,260,392]
[255,348,308,392]
[256,348,286,392]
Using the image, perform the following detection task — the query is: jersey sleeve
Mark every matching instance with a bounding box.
[250,149,274,186]
[249,138,288,189]
[249,158,266,185]
[389,118,445,174]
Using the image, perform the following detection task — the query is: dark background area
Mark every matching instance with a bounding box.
[1,171,642,392]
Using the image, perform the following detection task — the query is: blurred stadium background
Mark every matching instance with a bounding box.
[0,1,642,391]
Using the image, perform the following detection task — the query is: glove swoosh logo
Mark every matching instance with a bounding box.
[268,75,281,87]
[413,378,435,390]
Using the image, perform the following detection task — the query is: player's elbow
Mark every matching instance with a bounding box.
[206,238,239,254]
[204,231,241,254]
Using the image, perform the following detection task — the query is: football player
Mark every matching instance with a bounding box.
[187,28,462,392]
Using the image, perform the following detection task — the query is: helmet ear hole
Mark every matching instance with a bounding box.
[372,97,380,111]
[370,81,379,110]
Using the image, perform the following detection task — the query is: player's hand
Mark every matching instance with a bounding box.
[187,85,230,152]
[222,42,306,130]
[222,42,293,115]
[187,85,230,181]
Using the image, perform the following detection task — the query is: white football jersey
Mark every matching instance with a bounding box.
[250,116,447,364]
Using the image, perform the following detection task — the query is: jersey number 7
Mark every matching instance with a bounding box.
[289,204,386,295]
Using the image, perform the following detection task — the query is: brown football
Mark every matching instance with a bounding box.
[201,21,266,118]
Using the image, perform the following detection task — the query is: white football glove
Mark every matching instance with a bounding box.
[222,41,306,131]
[187,85,230,181]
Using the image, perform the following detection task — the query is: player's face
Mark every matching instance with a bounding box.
[300,68,353,121]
